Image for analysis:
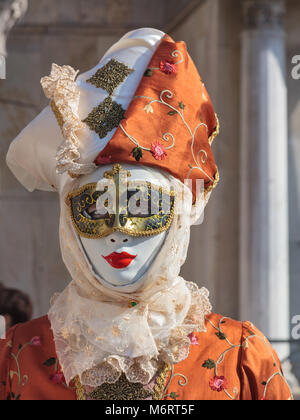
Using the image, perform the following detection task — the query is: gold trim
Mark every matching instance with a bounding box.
[153,363,172,400]
[104,163,131,180]
[50,100,64,131]
[74,363,171,401]
[205,166,220,194]
[65,180,176,240]
[68,172,81,179]
[74,375,86,401]
[208,113,220,146]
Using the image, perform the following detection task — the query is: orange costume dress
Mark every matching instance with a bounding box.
[0,313,292,400]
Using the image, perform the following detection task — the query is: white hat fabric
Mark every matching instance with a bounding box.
[6,28,165,192]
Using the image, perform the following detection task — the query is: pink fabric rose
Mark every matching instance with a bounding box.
[30,336,41,346]
[159,60,177,75]
[151,141,167,161]
[50,371,65,385]
[209,376,228,392]
[188,332,199,345]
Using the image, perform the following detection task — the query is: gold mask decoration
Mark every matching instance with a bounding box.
[66,164,175,239]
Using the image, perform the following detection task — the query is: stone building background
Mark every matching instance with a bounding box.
[0,0,299,393]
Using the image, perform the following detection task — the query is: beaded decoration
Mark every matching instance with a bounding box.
[82,97,126,139]
[83,59,134,141]
[87,58,134,95]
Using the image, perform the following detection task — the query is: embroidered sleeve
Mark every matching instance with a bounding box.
[0,326,17,400]
[240,321,293,400]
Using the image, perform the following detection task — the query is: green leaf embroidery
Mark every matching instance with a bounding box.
[262,381,267,386]
[168,111,177,116]
[179,101,185,110]
[132,147,143,162]
[144,69,153,77]
[169,392,179,400]
[216,332,227,340]
[43,358,57,367]
[202,359,215,369]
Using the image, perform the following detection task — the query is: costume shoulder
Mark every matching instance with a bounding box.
[206,313,293,400]
[239,320,293,400]
[0,316,75,400]
[174,313,293,400]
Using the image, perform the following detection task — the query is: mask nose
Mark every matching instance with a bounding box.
[105,232,131,246]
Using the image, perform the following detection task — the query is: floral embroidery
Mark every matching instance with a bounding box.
[132,147,143,161]
[7,337,41,400]
[144,104,154,114]
[209,376,229,392]
[188,332,199,345]
[169,392,179,400]
[203,317,294,400]
[30,336,41,346]
[160,364,188,400]
[43,356,73,391]
[119,88,211,180]
[50,371,65,385]
[202,359,216,369]
[159,60,177,75]
[151,141,167,161]
[144,69,153,77]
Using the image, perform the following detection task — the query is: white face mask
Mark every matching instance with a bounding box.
[77,164,173,293]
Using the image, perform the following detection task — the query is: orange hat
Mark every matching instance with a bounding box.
[94,34,219,199]
[7,30,218,202]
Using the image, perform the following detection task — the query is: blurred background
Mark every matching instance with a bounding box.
[0,0,299,395]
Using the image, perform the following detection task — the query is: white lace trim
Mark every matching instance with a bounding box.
[49,281,211,387]
[41,63,96,175]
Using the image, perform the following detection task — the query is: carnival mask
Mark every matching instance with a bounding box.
[67,164,176,291]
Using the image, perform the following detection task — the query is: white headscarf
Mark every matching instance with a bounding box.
[48,171,211,387]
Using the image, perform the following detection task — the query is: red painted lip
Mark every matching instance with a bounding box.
[102,252,137,269]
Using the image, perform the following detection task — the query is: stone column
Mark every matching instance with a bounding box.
[0,0,28,55]
[240,0,289,360]
[0,0,27,77]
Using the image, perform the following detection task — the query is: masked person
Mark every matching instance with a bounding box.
[0,29,293,401]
